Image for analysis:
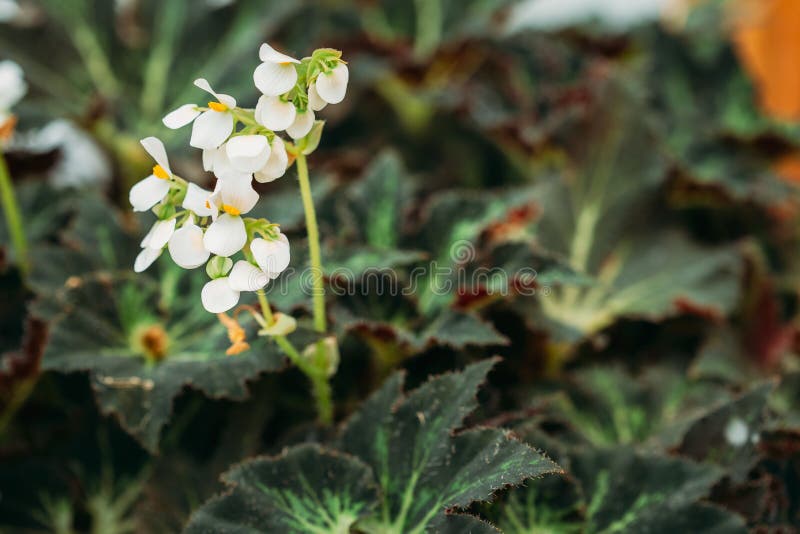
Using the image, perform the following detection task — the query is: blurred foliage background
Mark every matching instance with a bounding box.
[2,0,800,531]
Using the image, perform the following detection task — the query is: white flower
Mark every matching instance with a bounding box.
[129,137,173,212]
[201,277,240,313]
[254,137,289,183]
[307,83,327,112]
[218,233,290,297]
[286,109,315,140]
[134,218,176,272]
[228,259,270,291]
[168,217,210,269]
[202,144,237,177]
[226,135,271,173]
[0,60,26,123]
[250,233,290,278]
[315,63,349,105]
[162,78,236,150]
[255,94,296,132]
[182,182,216,218]
[203,173,259,257]
[253,43,300,96]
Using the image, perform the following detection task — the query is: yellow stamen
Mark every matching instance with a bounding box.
[153,164,170,180]
[208,101,228,112]
[222,204,241,216]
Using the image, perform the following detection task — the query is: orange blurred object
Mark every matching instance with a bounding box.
[733,0,800,121]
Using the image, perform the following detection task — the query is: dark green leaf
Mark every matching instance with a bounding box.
[184,444,379,534]
[340,359,561,532]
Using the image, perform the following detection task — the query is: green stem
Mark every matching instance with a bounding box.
[255,290,332,425]
[0,152,29,277]
[296,152,327,333]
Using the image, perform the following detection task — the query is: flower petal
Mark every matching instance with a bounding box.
[129,175,170,212]
[193,78,236,108]
[286,109,315,140]
[190,109,234,150]
[259,43,300,64]
[141,218,176,250]
[253,62,298,96]
[163,104,201,129]
[226,134,271,173]
[229,260,270,291]
[307,83,328,112]
[168,222,210,269]
[251,233,290,277]
[140,136,171,175]
[202,148,215,172]
[183,183,216,217]
[201,278,240,313]
[254,137,289,183]
[316,63,349,104]
[134,247,162,273]
[203,213,247,257]
[218,172,259,214]
[255,95,297,131]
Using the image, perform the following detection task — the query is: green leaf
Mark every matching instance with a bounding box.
[492,447,746,534]
[646,22,800,204]
[339,359,561,532]
[40,274,295,452]
[571,449,745,534]
[526,365,730,448]
[521,78,742,342]
[184,444,379,534]
[678,382,774,481]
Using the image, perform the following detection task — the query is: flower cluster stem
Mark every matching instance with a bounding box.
[0,152,29,277]
[296,153,327,333]
[296,153,335,425]
[256,289,333,425]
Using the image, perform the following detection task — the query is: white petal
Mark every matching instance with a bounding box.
[168,222,210,269]
[202,148,215,172]
[307,83,328,112]
[140,136,171,175]
[316,63,349,104]
[201,278,240,313]
[163,104,201,129]
[286,109,315,140]
[228,260,270,291]
[253,62,298,96]
[226,135,271,173]
[251,233,290,277]
[129,175,170,212]
[255,95,296,131]
[203,214,247,257]
[259,43,300,64]
[183,183,216,217]
[254,137,289,183]
[193,78,236,108]
[190,110,234,150]
[141,218,176,250]
[208,144,237,177]
[0,60,26,111]
[218,172,259,214]
[134,247,162,273]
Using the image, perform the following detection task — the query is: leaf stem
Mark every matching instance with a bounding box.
[0,152,29,277]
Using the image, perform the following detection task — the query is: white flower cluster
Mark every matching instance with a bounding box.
[129,43,348,314]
